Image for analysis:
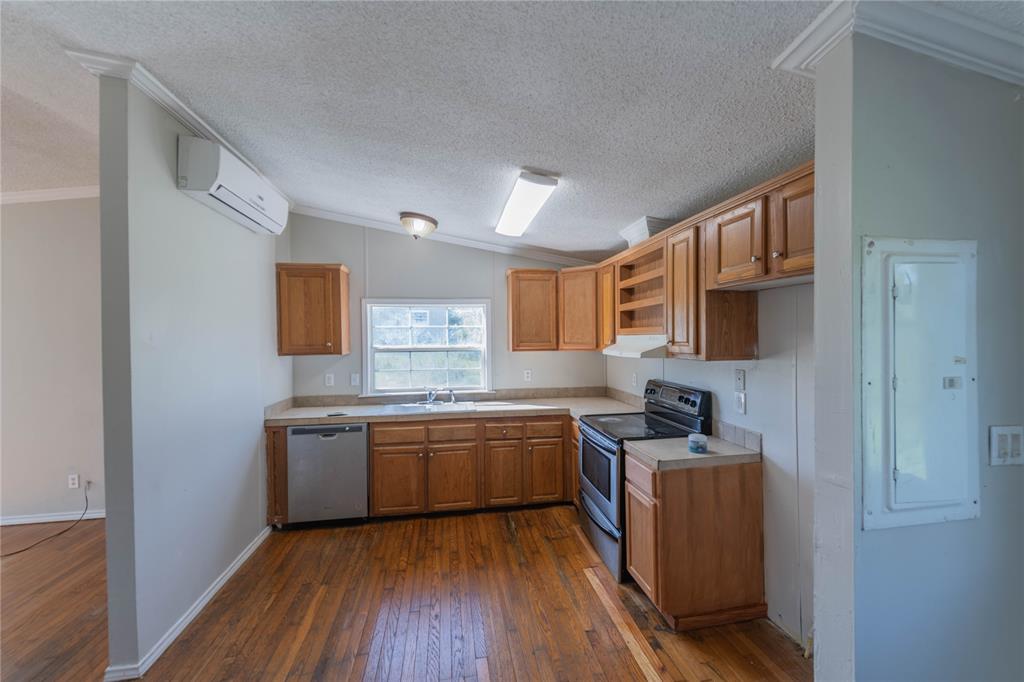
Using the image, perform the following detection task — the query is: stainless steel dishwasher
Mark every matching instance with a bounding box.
[286,424,368,523]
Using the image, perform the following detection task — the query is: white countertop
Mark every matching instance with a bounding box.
[265,397,637,426]
[624,435,761,471]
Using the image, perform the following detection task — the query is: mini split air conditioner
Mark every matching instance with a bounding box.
[176,136,288,235]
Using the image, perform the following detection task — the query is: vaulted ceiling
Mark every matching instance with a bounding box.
[3,1,1020,260]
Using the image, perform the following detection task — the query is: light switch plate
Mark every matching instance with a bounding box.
[734,391,746,415]
[734,369,746,391]
[990,426,1024,466]
[324,373,335,387]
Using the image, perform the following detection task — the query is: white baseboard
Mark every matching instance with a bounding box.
[0,509,106,526]
[103,525,271,682]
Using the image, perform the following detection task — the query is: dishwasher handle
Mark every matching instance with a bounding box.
[288,424,365,436]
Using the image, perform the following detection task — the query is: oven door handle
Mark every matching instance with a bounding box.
[581,492,621,539]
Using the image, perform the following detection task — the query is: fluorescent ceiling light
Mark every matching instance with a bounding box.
[495,171,558,237]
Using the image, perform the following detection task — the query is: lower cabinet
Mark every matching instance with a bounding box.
[625,482,659,603]
[483,440,524,506]
[624,452,766,631]
[372,444,426,516]
[427,442,478,512]
[525,438,564,503]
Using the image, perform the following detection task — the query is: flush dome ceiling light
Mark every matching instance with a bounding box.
[495,171,558,237]
[400,212,438,240]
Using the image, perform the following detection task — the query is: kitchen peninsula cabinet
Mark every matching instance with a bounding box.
[276,263,351,356]
[624,451,766,631]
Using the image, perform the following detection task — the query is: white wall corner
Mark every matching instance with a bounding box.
[63,47,292,206]
[772,0,1024,86]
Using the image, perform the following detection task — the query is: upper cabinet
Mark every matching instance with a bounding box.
[666,226,698,355]
[616,238,668,335]
[276,263,351,356]
[507,269,558,351]
[769,172,815,276]
[558,268,599,350]
[704,165,815,290]
[598,265,616,349]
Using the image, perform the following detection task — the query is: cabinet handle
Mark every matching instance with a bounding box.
[418,451,423,458]
[326,341,332,347]
[502,429,507,435]
[528,446,533,452]
[750,255,760,263]
[772,250,783,258]
[429,451,434,458]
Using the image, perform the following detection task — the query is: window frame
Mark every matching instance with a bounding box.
[361,298,493,396]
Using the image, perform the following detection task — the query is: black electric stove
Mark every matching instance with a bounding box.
[576,379,712,581]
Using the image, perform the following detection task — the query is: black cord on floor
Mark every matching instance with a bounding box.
[1,486,90,558]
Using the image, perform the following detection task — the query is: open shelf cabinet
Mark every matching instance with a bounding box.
[615,238,667,335]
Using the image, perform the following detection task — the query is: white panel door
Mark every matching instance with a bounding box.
[891,260,968,506]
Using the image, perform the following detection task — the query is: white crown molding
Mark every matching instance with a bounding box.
[64,47,292,206]
[292,204,596,267]
[103,526,271,681]
[0,185,100,205]
[773,1,1024,86]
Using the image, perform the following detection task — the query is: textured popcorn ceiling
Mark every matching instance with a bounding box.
[2,1,1019,258]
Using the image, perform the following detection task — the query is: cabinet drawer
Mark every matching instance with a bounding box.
[372,424,426,445]
[526,421,563,438]
[625,453,657,498]
[427,423,478,442]
[485,423,524,440]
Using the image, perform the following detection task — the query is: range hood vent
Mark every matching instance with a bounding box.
[602,334,669,358]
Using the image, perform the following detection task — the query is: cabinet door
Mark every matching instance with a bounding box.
[427,442,478,512]
[508,270,558,351]
[598,265,616,349]
[667,226,698,355]
[276,264,350,355]
[558,269,599,350]
[625,482,659,604]
[371,445,426,516]
[706,198,766,287]
[483,440,523,506]
[525,438,564,503]
[769,173,814,275]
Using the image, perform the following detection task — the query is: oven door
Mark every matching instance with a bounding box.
[578,423,621,530]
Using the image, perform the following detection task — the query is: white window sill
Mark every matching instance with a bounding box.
[357,389,497,399]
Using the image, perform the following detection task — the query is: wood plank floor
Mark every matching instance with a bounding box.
[1,506,811,681]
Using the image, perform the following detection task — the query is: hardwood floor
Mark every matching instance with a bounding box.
[1,507,811,681]
[1,519,107,682]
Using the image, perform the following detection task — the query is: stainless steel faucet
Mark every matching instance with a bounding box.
[444,388,457,404]
[425,387,439,403]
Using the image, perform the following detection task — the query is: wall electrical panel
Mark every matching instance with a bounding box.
[861,237,979,530]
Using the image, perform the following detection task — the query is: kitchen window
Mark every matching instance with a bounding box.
[364,300,490,394]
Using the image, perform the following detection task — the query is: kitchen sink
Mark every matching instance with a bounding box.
[378,402,476,414]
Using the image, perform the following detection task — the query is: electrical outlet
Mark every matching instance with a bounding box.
[68,473,80,489]
[631,373,638,387]
[734,391,747,415]
[735,369,746,391]
[523,369,532,382]
[990,426,1024,466]
[324,373,335,387]
[350,373,361,387]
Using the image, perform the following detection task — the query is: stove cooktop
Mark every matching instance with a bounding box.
[579,412,693,442]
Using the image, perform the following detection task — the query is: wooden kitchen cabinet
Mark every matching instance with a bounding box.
[427,442,478,512]
[616,238,668,335]
[276,263,351,356]
[558,268,599,350]
[666,225,698,355]
[625,481,659,603]
[507,269,558,351]
[705,198,767,288]
[525,437,564,503]
[769,172,815,275]
[598,264,616,349]
[371,444,426,516]
[483,440,524,506]
[570,419,581,507]
[624,452,766,631]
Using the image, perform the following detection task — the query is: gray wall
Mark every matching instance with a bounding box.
[849,36,1024,681]
[100,77,292,668]
[1,197,105,520]
[605,283,815,645]
[287,212,607,396]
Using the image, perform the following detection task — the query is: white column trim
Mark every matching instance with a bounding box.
[773,1,1024,86]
